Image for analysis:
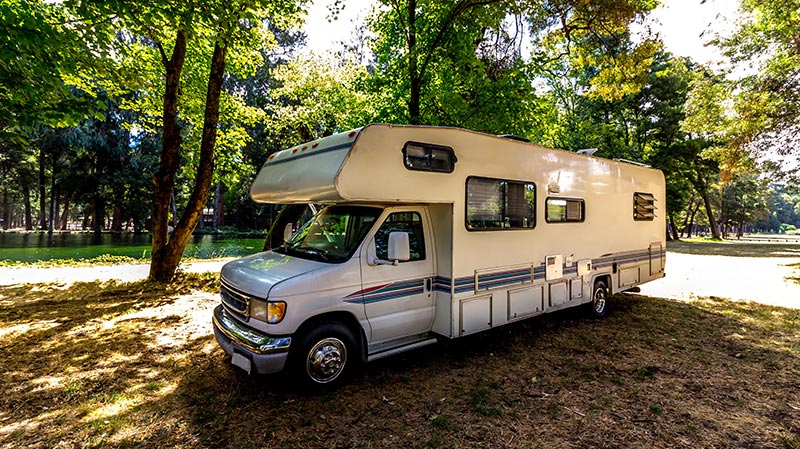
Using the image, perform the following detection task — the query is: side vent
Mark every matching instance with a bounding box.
[634,192,656,221]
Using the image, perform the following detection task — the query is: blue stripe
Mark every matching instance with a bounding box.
[264,142,353,167]
[346,248,665,302]
[362,288,426,304]
[362,283,423,300]
[343,278,427,304]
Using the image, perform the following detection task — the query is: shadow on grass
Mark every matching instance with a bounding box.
[2,280,799,449]
[667,240,800,258]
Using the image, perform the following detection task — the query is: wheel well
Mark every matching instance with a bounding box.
[592,274,613,294]
[294,311,368,362]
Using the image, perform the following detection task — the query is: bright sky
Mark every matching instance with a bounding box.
[302,0,743,67]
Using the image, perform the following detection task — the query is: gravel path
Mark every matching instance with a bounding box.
[2,253,799,308]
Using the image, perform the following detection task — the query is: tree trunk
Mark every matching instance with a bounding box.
[406,0,421,124]
[93,196,105,237]
[700,189,721,239]
[48,169,56,242]
[684,201,700,238]
[213,181,223,229]
[263,204,307,251]
[149,29,188,280]
[112,204,123,232]
[1,187,9,230]
[60,197,70,230]
[150,40,227,282]
[669,213,680,241]
[53,187,60,233]
[22,183,32,230]
[111,184,124,232]
[39,145,47,230]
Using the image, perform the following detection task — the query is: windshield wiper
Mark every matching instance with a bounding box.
[299,246,330,262]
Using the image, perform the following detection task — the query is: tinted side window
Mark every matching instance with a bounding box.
[375,212,426,261]
[403,142,456,173]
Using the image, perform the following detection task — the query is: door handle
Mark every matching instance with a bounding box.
[425,278,432,291]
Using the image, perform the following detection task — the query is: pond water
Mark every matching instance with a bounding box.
[0,232,265,262]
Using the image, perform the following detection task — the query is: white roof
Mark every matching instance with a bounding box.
[250,124,664,205]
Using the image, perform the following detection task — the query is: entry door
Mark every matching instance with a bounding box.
[360,209,435,344]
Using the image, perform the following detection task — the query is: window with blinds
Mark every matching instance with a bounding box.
[466,177,535,230]
[545,198,585,223]
[634,192,656,221]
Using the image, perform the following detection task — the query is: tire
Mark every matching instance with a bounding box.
[293,322,357,389]
[588,279,609,318]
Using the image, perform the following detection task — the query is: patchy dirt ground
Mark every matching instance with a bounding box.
[1,243,799,448]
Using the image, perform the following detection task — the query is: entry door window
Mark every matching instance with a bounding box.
[374,212,426,262]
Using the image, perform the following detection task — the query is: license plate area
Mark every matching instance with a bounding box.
[231,351,252,375]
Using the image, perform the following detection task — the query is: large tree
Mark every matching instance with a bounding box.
[67,0,303,281]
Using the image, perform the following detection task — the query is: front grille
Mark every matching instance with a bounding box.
[220,279,253,316]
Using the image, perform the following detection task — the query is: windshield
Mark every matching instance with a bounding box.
[274,205,382,263]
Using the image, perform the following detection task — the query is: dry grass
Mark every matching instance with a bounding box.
[789,264,800,285]
[1,277,799,449]
[668,240,800,258]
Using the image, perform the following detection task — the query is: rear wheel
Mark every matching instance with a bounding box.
[589,279,608,318]
[293,322,357,389]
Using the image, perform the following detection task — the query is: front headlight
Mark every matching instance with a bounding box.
[267,301,286,324]
[250,299,286,324]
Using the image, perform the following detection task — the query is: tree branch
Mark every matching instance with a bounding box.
[417,0,503,80]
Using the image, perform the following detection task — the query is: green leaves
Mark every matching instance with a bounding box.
[716,0,800,164]
[0,0,102,132]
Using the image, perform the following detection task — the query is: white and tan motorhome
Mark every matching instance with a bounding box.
[212,124,666,387]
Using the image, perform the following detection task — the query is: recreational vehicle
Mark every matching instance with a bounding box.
[212,124,666,387]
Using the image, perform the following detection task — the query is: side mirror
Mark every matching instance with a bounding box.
[387,232,410,262]
[372,231,410,266]
[283,223,294,242]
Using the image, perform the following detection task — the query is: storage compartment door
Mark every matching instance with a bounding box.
[507,285,544,320]
[460,294,492,336]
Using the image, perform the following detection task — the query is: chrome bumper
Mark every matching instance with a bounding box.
[212,305,291,355]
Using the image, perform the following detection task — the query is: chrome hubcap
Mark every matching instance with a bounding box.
[593,287,606,314]
[306,337,347,384]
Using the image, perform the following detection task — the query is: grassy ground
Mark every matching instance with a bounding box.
[1,275,799,448]
[668,240,800,258]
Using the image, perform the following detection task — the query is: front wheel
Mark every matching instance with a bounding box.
[589,280,609,318]
[293,322,357,389]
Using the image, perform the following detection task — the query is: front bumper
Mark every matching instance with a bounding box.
[212,305,292,375]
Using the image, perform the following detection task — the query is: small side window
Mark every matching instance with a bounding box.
[375,212,426,262]
[634,192,656,221]
[403,142,456,173]
[546,198,585,223]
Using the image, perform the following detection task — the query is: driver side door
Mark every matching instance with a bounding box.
[358,208,435,344]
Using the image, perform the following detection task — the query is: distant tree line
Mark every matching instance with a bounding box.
[1,0,797,279]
